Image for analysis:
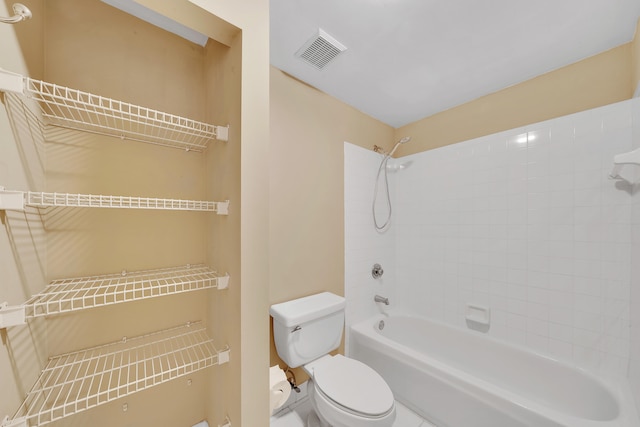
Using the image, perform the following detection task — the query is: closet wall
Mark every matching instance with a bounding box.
[0,0,45,421]
[1,0,240,425]
[43,0,209,320]
[204,35,241,424]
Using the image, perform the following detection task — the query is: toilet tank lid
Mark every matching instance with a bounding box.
[270,292,345,327]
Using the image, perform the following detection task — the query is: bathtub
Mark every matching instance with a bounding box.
[350,313,639,427]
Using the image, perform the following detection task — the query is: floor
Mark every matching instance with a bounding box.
[270,382,436,427]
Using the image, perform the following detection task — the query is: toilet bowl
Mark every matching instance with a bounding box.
[270,292,396,427]
[304,355,395,427]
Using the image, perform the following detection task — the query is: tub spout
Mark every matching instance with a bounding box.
[374,295,389,305]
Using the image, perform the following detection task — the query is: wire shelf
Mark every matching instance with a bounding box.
[23,264,229,319]
[0,188,229,214]
[22,78,228,152]
[24,191,228,213]
[4,322,228,427]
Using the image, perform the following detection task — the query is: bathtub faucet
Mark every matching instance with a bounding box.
[374,295,389,305]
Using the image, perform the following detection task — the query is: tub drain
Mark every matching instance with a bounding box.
[378,320,385,330]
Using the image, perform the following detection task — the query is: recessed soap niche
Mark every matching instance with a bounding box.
[465,303,491,333]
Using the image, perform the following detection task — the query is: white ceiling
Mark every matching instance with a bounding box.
[270,0,640,128]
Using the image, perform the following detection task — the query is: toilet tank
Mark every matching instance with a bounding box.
[270,292,345,368]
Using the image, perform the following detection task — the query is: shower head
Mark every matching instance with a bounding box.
[388,136,411,157]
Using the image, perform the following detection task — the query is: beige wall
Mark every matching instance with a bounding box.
[395,44,633,157]
[633,19,640,96]
[43,1,210,426]
[269,68,393,304]
[2,0,43,79]
[204,38,242,425]
[187,0,271,425]
[0,0,45,421]
[269,68,394,380]
[135,0,259,423]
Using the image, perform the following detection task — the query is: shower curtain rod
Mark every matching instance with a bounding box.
[1,3,31,24]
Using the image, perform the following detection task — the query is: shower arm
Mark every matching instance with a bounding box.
[373,136,411,158]
[1,4,32,24]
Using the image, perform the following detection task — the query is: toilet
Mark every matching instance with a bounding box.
[270,292,396,427]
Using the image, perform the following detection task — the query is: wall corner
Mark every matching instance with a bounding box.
[631,18,640,97]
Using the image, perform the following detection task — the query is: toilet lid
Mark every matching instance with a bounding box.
[312,355,394,416]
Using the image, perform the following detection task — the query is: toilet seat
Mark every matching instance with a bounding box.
[311,354,394,417]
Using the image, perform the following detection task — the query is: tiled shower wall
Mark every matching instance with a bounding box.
[395,99,637,379]
[345,98,640,402]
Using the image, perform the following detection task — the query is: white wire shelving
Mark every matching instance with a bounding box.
[0,69,229,152]
[0,187,230,214]
[0,69,234,426]
[1,322,229,427]
[0,264,229,328]
[26,264,229,317]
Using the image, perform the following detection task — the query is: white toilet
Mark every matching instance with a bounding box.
[270,292,396,427]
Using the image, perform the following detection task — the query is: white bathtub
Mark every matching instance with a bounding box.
[350,313,639,427]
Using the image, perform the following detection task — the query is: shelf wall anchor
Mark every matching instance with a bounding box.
[217,274,230,290]
[0,69,25,93]
[216,200,230,215]
[1,415,27,427]
[0,187,25,211]
[217,347,230,365]
[215,125,230,142]
[0,303,26,329]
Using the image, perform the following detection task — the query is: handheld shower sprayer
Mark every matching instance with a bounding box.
[373,136,411,231]
[385,136,411,158]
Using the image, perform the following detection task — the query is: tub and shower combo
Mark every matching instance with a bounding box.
[350,313,639,427]
[354,104,640,426]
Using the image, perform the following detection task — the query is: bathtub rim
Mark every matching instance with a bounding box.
[349,311,640,427]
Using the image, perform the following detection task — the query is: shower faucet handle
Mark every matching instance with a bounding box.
[372,264,384,279]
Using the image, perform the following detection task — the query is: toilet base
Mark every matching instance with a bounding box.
[307,411,328,427]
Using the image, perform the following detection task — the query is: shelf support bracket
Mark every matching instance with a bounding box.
[217,274,230,290]
[214,125,229,142]
[217,346,230,365]
[0,187,25,211]
[0,69,25,94]
[1,415,27,427]
[0,303,26,328]
[216,200,229,215]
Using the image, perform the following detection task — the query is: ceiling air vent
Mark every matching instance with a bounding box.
[295,29,347,70]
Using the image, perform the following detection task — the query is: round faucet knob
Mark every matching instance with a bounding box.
[372,263,384,279]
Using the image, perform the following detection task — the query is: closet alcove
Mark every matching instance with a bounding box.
[0,0,243,426]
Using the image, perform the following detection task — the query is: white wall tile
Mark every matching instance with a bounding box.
[345,99,639,396]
